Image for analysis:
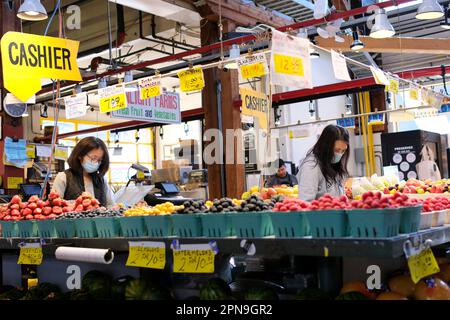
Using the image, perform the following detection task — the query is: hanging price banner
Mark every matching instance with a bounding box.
[54,146,69,161]
[26,145,35,159]
[407,247,440,284]
[99,85,127,113]
[18,243,43,265]
[387,79,399,94]
[410,88,419,100]
[172,244,216,274]
[178,67,205,92]
[273,54,304,76]
[237,53,269,80]
[139,76,161,100]
[370,66,390,86]
[126,241,166,269]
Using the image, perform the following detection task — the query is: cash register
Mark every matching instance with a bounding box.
[144,182,194,206]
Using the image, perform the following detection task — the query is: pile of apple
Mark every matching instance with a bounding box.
[73,192,101,212]
[272,198,310,212]
[309,194,351,211]
[0,192,72,221]
[420,196,450,212]
[350,191,421,209]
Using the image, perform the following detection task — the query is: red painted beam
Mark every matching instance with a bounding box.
[57,108,205,139]
[37,0,416,96]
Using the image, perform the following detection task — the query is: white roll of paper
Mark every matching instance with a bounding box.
[55,247,114,264]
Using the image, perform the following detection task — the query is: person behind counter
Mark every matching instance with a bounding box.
[297,125,349,201]
[52,136,115,207]
[265,159,298,187]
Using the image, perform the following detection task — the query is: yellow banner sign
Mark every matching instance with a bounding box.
[407,248,440,284]
[18,244,43,265]
[26,145,36,159]
[7,176,23,189]
[273,53,304,76]
[240,88,270,131]
[54,146,69,161]
[126,242,166,269]
[1,32,82,102]
[178,67,205,92]
[99,85,127,113]
[139,76,161,100]
[237,53,269,79]
[410,88,419,100]
[173,249,215,273]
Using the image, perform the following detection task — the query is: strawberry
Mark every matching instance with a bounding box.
[52,207,62,214]
[51,198,62,207]
[10,195,21,205]
[33,208,42,215]
[28,195,39,203]
[25,214,34,220]
[11,209,20,217]
[27,203,37,210]
[82,199,92,207]
[36,200,44,209]
[10,204,20,210]
[19,202,27,210]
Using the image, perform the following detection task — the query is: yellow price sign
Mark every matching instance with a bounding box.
[410,89,419,100]
[173,249,215,274]
[126,242,166,269]
[54,146,69,160]
[407,248,440,284]
[273,54,304,76]
[240,63,266,79]
[26,145,36,159]
[386,79,399,93]
[139,76,161,100]
[99,86,128,113]
[18,245,43,265]
[178,67,205,92]
[7,177,23,189]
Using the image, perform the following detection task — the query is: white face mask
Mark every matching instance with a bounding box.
[332,152,344,164]
[82,160,100,173]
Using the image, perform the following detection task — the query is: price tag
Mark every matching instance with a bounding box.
[26,145,35,159]
[387,79,399,94]
[370,66,390,86]
[410,88,419,100]
[64,93,88,119]
[273,54,304,76]
[54,146,69,161]
[99,85,128,113]
[178,67,205,92]
[407,247,440,284]
[18,243,43,265]
[173,244,216,273]
[237,53,268,80]
[139,76,161,100]
[126,241,166,269]
[7,177,23,189]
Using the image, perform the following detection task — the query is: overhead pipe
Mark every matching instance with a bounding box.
[150,14,199,50]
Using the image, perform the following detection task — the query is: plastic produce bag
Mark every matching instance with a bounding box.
[370,174,386,191]
[416,145,441,181]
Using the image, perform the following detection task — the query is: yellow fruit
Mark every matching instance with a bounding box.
[250,186,259,193]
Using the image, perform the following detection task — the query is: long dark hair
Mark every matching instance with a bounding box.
[67,137,110,176]
[306,124,350,186]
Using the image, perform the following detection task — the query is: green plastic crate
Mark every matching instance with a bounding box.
[37,220,57,238]
[54,219,76,238]
[119,216,147,237]
[143,215,173,237]
[400,205,422,234]
[200,213,234,237]
[270,211,310,238]
[74,218,98,238]
[347,208,400,238]
[1,221,18,238]
[94,217,122,238]
[305,210,347,238]
[171,214,202,237]
[229,212,274,238]
[17,220,38,238]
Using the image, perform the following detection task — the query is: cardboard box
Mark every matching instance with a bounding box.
[179,139,198,147]
[162,159,189,169]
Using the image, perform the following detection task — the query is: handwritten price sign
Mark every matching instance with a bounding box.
[237,53,268,80]
[385,79,399,94]
[173,249,215,273]
[126,242,166,269]
[407,248,440,284]
[410,89,419,100]
[273,54,304,77]
[139,76,161,100]
[99,85,128,113]
[178,67,205,92]
[18,243,43,265]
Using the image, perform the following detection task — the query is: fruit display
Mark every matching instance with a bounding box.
[309,194,350,210]
[349,174,399,198]
[272,198,310,212]
[125,278,172,300]
[124,202,183,216]
[244,287,279,300]
[235,195,275,212]
[73,192,101,212]
[241,185,298,200]
[0,192,72,221]
[56,208,124,219]
[350,191,420,209]
[204,198,240,213]
[199,278,233,300]
[420,196,450,212]
[414,277,450,300]
[177,200,209,214]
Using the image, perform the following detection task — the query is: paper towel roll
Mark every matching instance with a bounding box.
[55,247,114,264]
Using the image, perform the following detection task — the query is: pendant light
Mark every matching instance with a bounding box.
[17,0,48,21]
[416,0,444,20]
[123,70,138,93]
[350,30,365,51]
[224,44,240,70]
[369,9,395,39]
[441,5,450,29]
[310,40,320,59]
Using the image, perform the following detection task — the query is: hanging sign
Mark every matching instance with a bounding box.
[368,113,385,124]
[370,66,390,86]
[54,146,69,161]
[139,76,161,100]
[178,67,205,92]
[336,117,356,128]
[408,247,440,284]
[26,145,36,159]
[7,176,23,189]
[112,92,181,124]
[126,241,166,269]
[385,79,399,94]
[239,88,270,131]
[237,53,269,80]
[18,243,43,265]
[172,244,216,274]
[36,145,52,158]
[410,88,419,100]
[331,50,351,81]
[270,29,312,88]
[0,32,82,102]
[99,85,127,113]
[64,93,87,119]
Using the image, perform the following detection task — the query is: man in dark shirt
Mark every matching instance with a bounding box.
[265,159,298,187]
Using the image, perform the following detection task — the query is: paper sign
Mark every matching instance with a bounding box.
[26,145,35,159]
[7,176,23,189]
[270,29,312,88]
[18,243,43,265]
[331,50,351,81]
[126,242,166,269]
[36,145,52,158]
[178,67,205,92]
[410,89,419,100]
[54,146,69,161]
[370,66,390,86]
[240,88,270,131]
[4,137,27,161]
[139,76,161,100]
[64,93,87,119]
[237,53,269,79]
[0,32,82,102]
[99,85,127,113]
[385,79,399,93]
[336,117,356,128]
[407,248,440,284]
[173,244,215,273]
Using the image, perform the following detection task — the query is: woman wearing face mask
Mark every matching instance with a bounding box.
[297,125,350,201]
[52,136,115,207]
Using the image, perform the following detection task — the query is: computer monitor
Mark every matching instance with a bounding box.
[20,184,42,200]
[155,182,179,195]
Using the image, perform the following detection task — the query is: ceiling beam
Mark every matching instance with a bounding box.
[315,35,450,55]
[291,0,315,11]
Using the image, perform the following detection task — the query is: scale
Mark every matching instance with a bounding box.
[144,182,195,206]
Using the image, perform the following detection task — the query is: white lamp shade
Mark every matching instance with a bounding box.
[370,9,395,38]
[416,0,444,20]
[17,0,48,21]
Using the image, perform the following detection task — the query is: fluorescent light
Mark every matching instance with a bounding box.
[17,0,48,21]
[370,9,395,38]
[416,0,444,20]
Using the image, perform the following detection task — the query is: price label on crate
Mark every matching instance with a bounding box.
[99,85,128,113]
[237,53,269,80]
[172,244,216,274]
[126,241,166,269]
[407,247,440,284]
[273,54,304,76]
[178,67,205,92]
[139,76,161,100]
[17,243,43,265]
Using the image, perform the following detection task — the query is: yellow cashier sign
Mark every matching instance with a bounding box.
[1,32,82,102]
[240,88,270,131]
